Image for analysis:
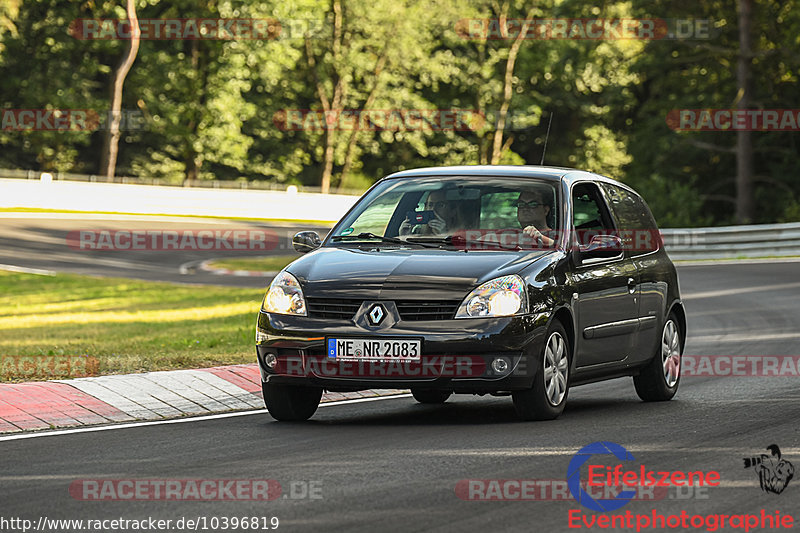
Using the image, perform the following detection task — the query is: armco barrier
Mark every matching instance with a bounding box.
[661,223,800,260]
[0,178,359,223]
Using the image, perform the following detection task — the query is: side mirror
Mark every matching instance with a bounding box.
[292,231,321,254]
[581,234,623,260]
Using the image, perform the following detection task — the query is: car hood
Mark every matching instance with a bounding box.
[286,246,554,300]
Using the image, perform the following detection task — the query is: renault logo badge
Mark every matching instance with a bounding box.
[368,304,385,325]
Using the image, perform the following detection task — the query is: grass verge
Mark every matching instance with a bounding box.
[205,255,300,272]
[0,271,264,381]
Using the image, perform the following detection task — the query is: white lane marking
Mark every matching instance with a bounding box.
[689,331,800,344]
[0,264,56,276]
[683,281,800,300]
[677,257,800,266]
[417,446,800,456]
[3,251,156,272]
[0,394,412,442]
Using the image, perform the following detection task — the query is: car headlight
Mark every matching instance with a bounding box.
[261,271,307,316]
[455,275,527,318]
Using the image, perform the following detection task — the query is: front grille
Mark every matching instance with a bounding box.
[396,300,460,321]
[305,298,461,321]
[306,298,362,320]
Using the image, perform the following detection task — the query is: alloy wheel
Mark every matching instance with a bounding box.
[543,331,568,406]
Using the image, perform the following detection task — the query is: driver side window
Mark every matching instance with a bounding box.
[571,183,617,253]
[572,183,615,232]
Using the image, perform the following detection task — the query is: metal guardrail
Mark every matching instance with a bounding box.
[0,168,367,196]
[661,223,800,260]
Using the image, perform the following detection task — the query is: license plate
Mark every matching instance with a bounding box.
[327,338,421,361]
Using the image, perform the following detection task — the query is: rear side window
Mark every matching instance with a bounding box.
[601,184,658,230]
[601,183,661,255]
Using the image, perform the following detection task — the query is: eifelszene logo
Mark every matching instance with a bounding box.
[567,441,721,512]
[568,441,637,512]
[743,445,795,494]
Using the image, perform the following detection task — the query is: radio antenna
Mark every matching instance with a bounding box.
[540,111,553,165]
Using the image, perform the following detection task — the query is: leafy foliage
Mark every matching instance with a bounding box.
[1,0,798,225]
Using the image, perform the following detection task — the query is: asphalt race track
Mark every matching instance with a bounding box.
[1,217,800,531]
[0,215,331,287]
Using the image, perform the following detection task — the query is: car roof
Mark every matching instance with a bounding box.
[383,165,634,192]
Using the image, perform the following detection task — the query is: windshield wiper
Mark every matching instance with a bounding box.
[331,233,439,248]
[408,235,534,251]
[405,235,469,252]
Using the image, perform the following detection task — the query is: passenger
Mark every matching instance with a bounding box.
[517,188,556,247]
[400,190,461,236]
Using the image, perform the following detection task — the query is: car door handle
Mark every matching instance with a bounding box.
[627,277,636,294]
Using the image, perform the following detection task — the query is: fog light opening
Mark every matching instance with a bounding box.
[491,357,510,374]
[265,353,278,369]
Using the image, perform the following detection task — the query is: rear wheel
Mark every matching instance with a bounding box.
[512,321,570,421]
[411,388,451,404]
[633,314,682,401]
[262,381,322,421]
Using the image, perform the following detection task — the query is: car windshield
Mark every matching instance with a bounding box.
[329,176,560,246]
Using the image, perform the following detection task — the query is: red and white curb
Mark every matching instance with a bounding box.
[0,363,404,434]
[198,259,277,278]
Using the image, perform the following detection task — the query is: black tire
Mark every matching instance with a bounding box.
[512,320,571,421]
[262,381,322,421]
[634,313,682,402]
[411,388,452,404]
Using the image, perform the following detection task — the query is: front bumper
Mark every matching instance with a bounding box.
[255,310,550,393]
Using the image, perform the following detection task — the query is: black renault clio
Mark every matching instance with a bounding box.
[256,166,685,421]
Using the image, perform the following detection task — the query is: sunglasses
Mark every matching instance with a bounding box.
[515,200,543,209]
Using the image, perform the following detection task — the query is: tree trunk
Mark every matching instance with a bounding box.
[490,6,531,165]
[100,0,140,180]
[338,49,388,190]
[182,39,206,186]
[735,0,754,223]
[307,0,345,194]
[320,130,335,193]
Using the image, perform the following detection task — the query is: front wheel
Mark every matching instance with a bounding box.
[262,381,322,421]
[512,321,570,421]
[633,314,682,402]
